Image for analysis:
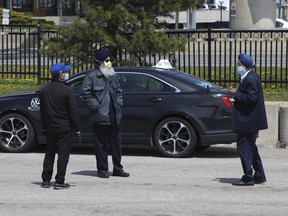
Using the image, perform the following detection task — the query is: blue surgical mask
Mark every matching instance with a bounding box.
[237,66,245,76]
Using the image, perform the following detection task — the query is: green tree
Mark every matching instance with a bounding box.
[43,0,200,66]
[0,8,32,24]
[0,8,56,29]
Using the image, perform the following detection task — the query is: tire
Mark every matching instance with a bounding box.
[153,117,197,158]
[0,113,35,153]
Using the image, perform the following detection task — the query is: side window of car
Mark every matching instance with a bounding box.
[117,73,174,93]
[147,77,172,92]
[276,21,283,28]
[118,74,148,93]
[70,79,84,94]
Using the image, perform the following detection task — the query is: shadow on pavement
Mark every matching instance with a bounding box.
[71,170,99,177]
[71,170,115,177]
[32,143,238,158]
[32,144,162,157]
[213,178,240,184]
[191,145,239,158]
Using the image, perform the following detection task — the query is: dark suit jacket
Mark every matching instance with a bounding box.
[232,69,268,133]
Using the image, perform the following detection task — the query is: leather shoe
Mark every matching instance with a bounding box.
[98,171,109,178]
[232,180,254,186]
[54,183,70,190]
[254,179,266,184]
[112,171,130,177]
[41,181,51,188]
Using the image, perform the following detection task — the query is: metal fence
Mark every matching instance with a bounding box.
[0,24,287,88]
[0,24,41,81]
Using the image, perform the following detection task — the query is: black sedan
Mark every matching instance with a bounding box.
[0,66,236,157]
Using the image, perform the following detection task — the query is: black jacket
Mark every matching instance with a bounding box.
[232,70,268,133]
[80,68,123,125]
[40,80,80,134]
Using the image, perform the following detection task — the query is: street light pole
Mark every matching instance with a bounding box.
[219,0,224,28]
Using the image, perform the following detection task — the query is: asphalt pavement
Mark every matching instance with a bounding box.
[0,144,288,216]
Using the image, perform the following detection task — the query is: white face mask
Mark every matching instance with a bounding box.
[64,73,69,80]
[104,60,112,69]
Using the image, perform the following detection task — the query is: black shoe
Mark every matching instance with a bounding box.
[112,171,130,177]
[232,180,254,186]
[54,183,70,190]
[41,181,51,188]
[98,171,109,178]
[254,179,266,184]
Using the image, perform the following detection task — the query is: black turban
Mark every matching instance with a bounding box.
[94,49,111,63]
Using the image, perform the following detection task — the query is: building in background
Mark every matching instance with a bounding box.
[0,0,80,25]
[0,0,285,28]
[229,0,276,29]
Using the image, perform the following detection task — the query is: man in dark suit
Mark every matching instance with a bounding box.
[228,53,268,186]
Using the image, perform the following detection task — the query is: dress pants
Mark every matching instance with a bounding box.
[237,132,266,182]
[92,124,123,173]
[41,130,72,184]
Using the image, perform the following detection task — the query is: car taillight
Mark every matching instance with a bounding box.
[221,96,234,109]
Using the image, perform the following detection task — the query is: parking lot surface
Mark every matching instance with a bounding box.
[0,144,288,216]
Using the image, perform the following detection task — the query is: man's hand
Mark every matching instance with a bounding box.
[228,87,236,96]
[74,131,82,143]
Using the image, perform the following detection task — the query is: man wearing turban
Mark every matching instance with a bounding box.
[80,49,129,178]
[228,53,267,186]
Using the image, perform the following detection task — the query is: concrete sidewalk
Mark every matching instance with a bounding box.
[0,145,288,216]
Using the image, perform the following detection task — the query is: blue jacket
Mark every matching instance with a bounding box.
[232,70,268,133]
[80,68,123,125]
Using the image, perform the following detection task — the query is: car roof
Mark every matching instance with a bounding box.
[70,66,180,79]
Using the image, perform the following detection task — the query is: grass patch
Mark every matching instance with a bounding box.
[263,87,288,101]
[0,78,43,95]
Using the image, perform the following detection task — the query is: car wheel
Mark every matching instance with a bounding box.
[153,117,197,158]
[0,113,35,153]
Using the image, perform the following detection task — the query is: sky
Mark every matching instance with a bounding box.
[215,0,230,6]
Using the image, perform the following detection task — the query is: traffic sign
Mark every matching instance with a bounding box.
[231,2,236,10]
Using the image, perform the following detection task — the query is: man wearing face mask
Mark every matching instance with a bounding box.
[40,63,81,190]
[228,53,267,186]
[80,49,129,178]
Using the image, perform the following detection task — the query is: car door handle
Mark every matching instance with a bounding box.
[149,97,162,103]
